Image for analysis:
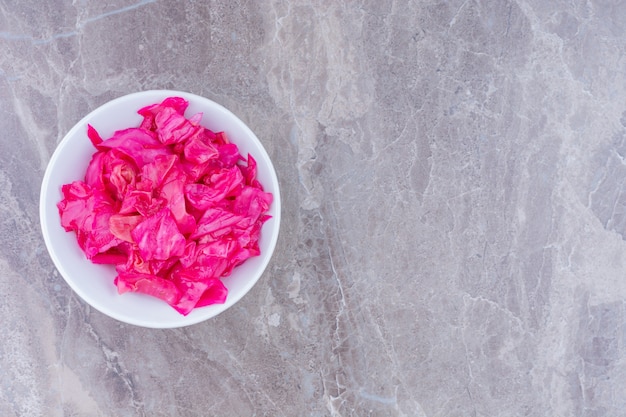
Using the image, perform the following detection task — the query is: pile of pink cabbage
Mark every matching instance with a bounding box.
[57,97,273,315]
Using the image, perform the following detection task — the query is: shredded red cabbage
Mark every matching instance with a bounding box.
[57,97,273,315]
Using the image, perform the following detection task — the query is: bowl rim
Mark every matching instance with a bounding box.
[39,89,281,328]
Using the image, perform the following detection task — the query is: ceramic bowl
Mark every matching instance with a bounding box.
[40,90,280,328]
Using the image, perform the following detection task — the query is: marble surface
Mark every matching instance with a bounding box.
[1,0,626,415]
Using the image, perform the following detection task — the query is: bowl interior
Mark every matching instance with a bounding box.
[40,90,280,328]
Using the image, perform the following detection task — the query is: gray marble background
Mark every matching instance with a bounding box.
[1,0,626,416]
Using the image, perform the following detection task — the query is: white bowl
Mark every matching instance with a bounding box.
[40,90,281,328]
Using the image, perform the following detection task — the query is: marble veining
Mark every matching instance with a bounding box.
[1,0,626,416]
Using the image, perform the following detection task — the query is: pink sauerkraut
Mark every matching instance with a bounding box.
[57,97,272,315]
